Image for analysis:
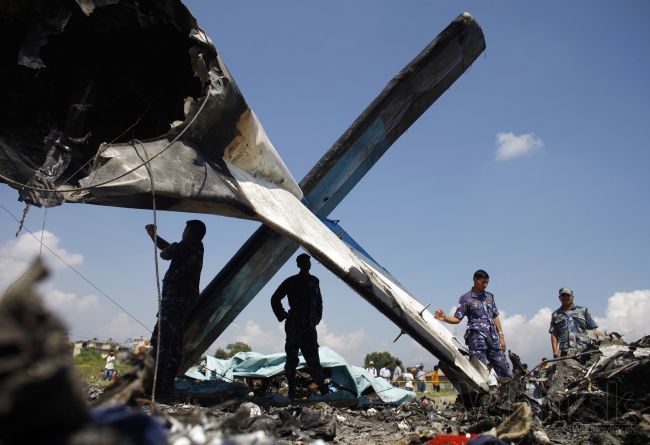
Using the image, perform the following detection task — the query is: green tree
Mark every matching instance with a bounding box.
[213,342,252,359]
[364,351,401,370]
[214,347,228,359]
[226,341,251,356]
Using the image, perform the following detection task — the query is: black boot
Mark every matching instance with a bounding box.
[286,372,297,400]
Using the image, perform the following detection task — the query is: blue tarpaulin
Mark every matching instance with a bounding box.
[185,347,415,404]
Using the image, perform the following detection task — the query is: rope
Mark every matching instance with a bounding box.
[0,204,151,333]
[0,86,211,195]
[134,140,163,403]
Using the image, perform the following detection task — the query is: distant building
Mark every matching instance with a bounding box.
[73,338,128,357]
[124,336,148,350]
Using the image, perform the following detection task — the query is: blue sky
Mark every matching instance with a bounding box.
[1,1,648,368]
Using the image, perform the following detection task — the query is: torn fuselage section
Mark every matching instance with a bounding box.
[0,0,299,216]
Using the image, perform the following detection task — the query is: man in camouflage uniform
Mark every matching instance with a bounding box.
[435,269,512,377]
[271,253,329,398]
[145,220,205,396]
[549,287,598,357]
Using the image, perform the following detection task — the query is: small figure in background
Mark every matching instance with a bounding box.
[402,367,415,391]
[431,365,441,392]
[103,351,115,381]
[416,363,426,393]
[379,364,391,381]
[366,360,377,377]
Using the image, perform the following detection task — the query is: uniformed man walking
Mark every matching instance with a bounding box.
[435,269,512,377]
[145,220,205,397]
[549,287,598,357]
[271,253,329,398]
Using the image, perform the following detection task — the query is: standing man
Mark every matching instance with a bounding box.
[549,287,598,357]
[416,363,426,393]
[366,360,378,377]
[271,253,329,398]
[145,220,205,397]
[379,364,391,381]
[103,351,115,381]
[402,368,415,391]
[431,365,441,392]
[392,361,403,387]
[435,269,512,377]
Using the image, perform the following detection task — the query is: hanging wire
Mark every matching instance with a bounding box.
[0,204,151,333]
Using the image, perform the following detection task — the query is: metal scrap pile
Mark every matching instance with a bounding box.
[452,337,650,444]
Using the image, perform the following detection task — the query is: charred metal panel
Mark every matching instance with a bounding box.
[0,0,300,213]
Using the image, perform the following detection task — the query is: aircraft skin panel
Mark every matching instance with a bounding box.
[301,12,486,217]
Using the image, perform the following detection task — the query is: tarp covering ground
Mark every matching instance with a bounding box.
[185,346,416,404]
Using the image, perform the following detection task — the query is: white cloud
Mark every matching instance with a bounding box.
[0,230,83,289]
[595,289,650,342]
[234,320,284,351]
[500,307,554,366]
[41,286,101,317]
[317,321,366,358]
[495,132,543,161]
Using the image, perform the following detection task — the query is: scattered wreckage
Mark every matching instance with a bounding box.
[1,1,491,394]
[1,264,649,445]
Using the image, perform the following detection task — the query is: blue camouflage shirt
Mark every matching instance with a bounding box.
[454,290,499,337]
[161,238,204,302]
[549,305,598,352]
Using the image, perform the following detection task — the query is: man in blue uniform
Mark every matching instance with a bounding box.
[549,287,598,357]
[145,220,205,396]
[271,253,329,398]
[435,269,512,377]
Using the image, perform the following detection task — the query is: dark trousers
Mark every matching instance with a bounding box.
[284,318,326,394]
[150,299,186,394]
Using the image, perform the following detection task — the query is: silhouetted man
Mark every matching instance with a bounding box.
[145,220,205,397]
[271,253,329,398]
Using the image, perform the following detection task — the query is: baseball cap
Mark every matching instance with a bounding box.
[558,287,573,296]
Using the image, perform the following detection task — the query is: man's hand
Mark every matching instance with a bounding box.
[434,309,446,321]
[145,224,156,237]
[499,335,506,351]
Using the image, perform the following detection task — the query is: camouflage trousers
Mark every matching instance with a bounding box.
[284,318,327,394]
[466,330,512,378]
[150,298,187,394]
